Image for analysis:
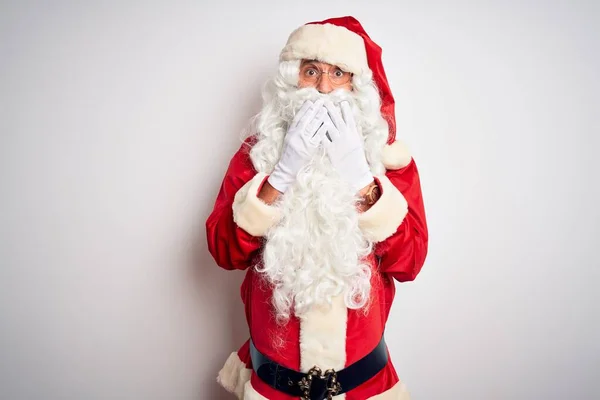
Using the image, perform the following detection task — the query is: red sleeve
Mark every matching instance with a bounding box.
[375,159,429,282]
[237,339,252,368]
[206,140,264,271]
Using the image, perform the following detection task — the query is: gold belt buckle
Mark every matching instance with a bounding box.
[297,365,342,400]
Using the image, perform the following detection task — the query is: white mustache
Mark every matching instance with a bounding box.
[281,87,358,123]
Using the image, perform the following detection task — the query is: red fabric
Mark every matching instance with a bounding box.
[375,159,429,282]
[206,141,428,399]
[238,254,402,400]
[205,137,264,271]
[307,16,397,144]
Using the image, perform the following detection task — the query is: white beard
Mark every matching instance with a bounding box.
[260,146,372,321]
[250,85,388,321]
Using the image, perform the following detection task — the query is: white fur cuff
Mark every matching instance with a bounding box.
[358,175,408,243]
[382,140,412,170]
[232,173,281,237]
[217,352,252,399]
[280,23,369,75]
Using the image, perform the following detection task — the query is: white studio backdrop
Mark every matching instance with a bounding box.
[0,1,598,399]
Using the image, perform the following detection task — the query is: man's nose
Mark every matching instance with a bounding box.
[316,76,333,94]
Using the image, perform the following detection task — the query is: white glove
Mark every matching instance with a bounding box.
[268,99,328,193]
[323,100,373,191]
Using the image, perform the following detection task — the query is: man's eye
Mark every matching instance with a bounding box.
[306,69,317,76]
[334,70,344,77]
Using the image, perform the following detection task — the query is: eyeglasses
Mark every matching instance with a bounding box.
[299,63,353,86]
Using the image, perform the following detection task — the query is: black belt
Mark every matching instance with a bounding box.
[250,336,388,400]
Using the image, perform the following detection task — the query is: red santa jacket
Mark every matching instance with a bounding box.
[206,137,428,399]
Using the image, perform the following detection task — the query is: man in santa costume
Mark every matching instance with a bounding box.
[206,16,428,400]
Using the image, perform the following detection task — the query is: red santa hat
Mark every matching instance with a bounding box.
[279,16,411,169]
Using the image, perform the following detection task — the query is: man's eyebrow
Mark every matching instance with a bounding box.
[301,59,319,66]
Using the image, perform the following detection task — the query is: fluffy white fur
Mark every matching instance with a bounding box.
[217,352,252,400]
[358,175,409,243]
[232,173,282,237]
[299,294,347,373]
[247,60,390,322]
[260,144,372,321]
[382,139,412,170]
[280,23,369,75]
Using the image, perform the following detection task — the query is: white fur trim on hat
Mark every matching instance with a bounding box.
[382,140,412,170]
[280,23,369,75]
[232,173,281,237]
[358,175,408,243]
[216,352,252,399]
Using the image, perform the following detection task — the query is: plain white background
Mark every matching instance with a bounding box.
[1,1,598,399]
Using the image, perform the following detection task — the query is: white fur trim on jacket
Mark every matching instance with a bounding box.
[280,23,369,75]
[232,173,281,237]
[298,294,347,399]
[217,352,252,399]
[382,140,412,170]
[358,175,408,243]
